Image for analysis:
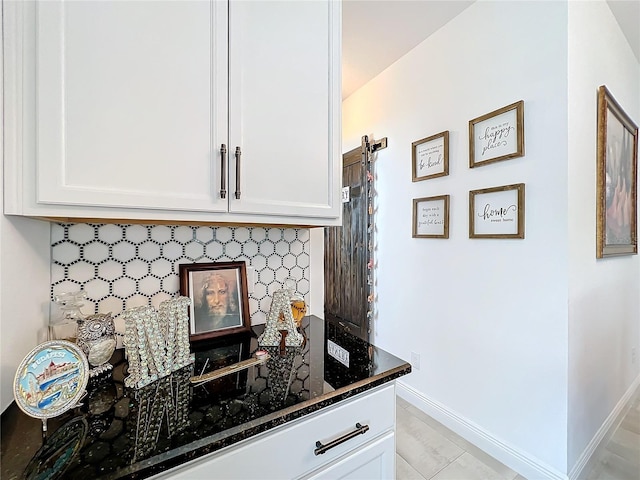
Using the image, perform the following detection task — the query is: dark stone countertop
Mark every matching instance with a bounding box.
[1,316,410,479]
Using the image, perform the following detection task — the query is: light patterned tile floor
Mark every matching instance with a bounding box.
[583,394,640,480]
[396,395,640,480]
[395,397,517,480]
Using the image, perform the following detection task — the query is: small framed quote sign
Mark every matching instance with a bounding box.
[412,131,449,181]
[469,101,524,168]
[412,195,450,238]
[469,184,525,239]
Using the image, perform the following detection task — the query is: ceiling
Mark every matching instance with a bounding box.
[342,0,640,100]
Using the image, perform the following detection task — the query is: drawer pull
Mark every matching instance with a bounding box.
[220,144,227,199]
[314,423,369,456]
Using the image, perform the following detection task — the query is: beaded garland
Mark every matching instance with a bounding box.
[362,134,382,335]
[122,296,193,389]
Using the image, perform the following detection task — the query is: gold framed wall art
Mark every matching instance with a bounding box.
[596,85,638,258]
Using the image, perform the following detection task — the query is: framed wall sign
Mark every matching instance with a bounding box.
[179,261,251,342]
[469,100,524,168]
[596,85,638,258]
[412,131,449,181]
[412,195,450,238]
[469,184,525,239]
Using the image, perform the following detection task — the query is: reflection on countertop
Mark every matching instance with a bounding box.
[1,316,410,480]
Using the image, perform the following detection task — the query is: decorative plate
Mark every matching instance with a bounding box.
[13,340,89,420]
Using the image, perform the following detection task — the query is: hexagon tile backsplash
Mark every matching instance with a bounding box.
[50,224,310,325]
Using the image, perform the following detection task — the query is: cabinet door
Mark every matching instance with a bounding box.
[35,1,228,212]
[305,432,396,480]
[228,0,341,220]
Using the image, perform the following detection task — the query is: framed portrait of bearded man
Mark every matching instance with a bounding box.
[179,261,251,342]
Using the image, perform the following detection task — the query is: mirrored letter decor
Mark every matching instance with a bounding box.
[258,288,304,348]
[123,297,193,389]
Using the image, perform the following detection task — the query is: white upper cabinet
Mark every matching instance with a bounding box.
[227,1,340,220]
[35,1,229,213]
[2,1,341,226]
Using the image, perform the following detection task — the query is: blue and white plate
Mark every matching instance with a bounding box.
[13,340,89,419]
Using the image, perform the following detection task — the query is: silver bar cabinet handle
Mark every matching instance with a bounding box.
[314,423,369,456]
[220,144,227,199]
[235,146,242,199]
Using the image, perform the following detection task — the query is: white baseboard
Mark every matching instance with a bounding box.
[397,381,568,480]
[568,376,640,480]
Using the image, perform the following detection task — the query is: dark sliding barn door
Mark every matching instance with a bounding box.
[324,146,369,341]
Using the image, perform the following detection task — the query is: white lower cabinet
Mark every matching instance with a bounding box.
[305,432,395,480]
[152,383,397,480]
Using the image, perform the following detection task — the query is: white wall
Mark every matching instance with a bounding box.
[567,0,640,473]
[342,1,570,476]
[0,216,51,411]
[0,15,52,412]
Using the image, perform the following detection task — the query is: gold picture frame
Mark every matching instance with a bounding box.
[469,101,524,168]
[469,184,525,239]
[412,131,449,181]
[596,85,638,258]
[412,195,450,238]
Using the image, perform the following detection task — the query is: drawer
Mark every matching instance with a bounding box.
[304,431,395,480]
[155,383,396,479]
